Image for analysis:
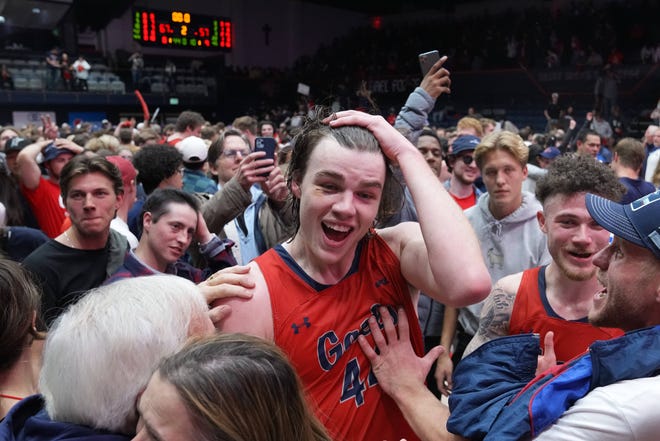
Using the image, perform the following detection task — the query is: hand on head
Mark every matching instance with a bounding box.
[325,110,420,166]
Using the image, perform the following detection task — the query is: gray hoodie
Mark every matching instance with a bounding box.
[459,191,551,336]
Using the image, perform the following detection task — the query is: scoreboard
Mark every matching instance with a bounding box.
[132,9,232,51]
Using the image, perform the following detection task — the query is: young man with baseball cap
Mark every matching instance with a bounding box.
[537,146,561,169]
[177,135,217,194]
[16,138,83,237]
[444,134,482,210]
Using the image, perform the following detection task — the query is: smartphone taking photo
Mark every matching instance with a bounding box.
[419,50,440,76]
[254,137,277,177]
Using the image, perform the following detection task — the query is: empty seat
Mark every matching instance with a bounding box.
[87,78,102,92]
[96,80,111,92]
[150,82,168,93]
[14,77,29,89]
[27,77,42,90]
[110,80,125,93]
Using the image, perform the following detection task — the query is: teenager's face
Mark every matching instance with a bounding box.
[539,193,610,281]
[65,172,122,238]
[450,151,480,185]
[291,137,385,269]
[417,135,442,176]
[480,149,527,218]
[46,153,75,180]
[143,202,197,269]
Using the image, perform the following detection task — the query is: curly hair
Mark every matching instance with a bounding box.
[132,144,183,194]
[535,154,625,204]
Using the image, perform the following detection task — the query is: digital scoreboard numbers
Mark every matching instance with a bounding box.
[132,9,232,51]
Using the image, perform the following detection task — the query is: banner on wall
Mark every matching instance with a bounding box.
[68,112,108,131]
[12,111,57,128]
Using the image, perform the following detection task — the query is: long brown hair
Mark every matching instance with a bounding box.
[0,259,44,371]
[158,333,332,441]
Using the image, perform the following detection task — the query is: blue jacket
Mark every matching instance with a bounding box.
[448,326,660,440]
[0,395,129,441]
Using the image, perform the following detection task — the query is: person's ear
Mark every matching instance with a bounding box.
[537,210,548,233]
[143,211,153,233]
[291,172,302,198]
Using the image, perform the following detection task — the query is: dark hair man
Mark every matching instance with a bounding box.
[22,155,128,327]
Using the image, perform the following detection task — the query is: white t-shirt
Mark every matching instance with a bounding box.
[111,217,138,250]
[534,376,660,441]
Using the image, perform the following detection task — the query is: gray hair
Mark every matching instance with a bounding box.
[40,275,209,434]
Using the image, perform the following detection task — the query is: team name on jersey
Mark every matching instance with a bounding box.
[316,303,399,407]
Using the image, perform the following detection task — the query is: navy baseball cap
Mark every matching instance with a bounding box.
[42,143,75,163]
[451,135,480,155]
[538,146,561,159]
[586,191,660,259]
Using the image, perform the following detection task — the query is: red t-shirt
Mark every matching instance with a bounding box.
[256,233,423,441]
[21,177,65,238]
[450,189,477,210]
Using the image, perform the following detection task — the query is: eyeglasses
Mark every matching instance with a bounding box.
[221,149,250,158]
[457,155,475,165]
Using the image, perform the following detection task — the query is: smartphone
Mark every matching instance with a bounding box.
[254,137,277,177]
[419,50,440,76]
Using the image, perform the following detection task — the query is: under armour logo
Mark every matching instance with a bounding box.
[291,317,311,334]
[375,278,389,288]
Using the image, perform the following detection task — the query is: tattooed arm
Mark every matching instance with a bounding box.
[462,272,522,358]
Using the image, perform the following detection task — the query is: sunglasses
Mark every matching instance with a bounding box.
[455,155,475,165]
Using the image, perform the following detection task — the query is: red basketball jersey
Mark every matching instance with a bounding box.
[256,233,423,441]
[509,266,624,363]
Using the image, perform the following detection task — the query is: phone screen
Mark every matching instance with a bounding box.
[419,50,440,75]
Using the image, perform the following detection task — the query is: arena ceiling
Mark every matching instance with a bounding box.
[0,0,72,30]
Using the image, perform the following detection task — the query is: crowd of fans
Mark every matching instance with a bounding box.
[0,1,659,439]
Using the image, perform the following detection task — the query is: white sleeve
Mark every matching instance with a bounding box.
[645,150,660,183]
[533,377,660,441]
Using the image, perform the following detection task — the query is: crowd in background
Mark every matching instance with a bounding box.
[0,0,659,439]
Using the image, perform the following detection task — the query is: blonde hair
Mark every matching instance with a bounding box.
[474,130,529,169]
[457,116,483,137]
[85,134,120,153]
[653,160,660,188]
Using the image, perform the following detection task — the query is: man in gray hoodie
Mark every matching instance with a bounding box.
[439,131,550,394]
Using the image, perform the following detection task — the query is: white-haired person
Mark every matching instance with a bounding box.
[133,333,332,441]
[0,275,220,439]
